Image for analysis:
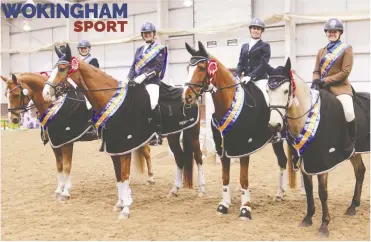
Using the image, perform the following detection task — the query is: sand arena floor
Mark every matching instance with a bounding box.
[1,129,369,240]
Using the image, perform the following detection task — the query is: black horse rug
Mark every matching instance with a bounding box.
[287,89,370,175]
[39,91,97,148]
[94,81,199,155]
[211,82,272,158]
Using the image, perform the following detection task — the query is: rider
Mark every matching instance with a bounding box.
[77,40,100,68]
[312,18,356,146]
[235,17,270,105]
[126,22,168,146]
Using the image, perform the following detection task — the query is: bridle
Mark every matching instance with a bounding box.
[268,72,319,121]
[184,56,241,99]
[6,83,32,115]
[45,58,80,97]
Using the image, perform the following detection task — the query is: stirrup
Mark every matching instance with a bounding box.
[271,132,283,143]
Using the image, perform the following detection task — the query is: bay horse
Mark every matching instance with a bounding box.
[1,73,151,201]
[266,58,369,236]
[42,44,205,219]
[183,41,294,220]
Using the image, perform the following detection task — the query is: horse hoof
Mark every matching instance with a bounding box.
[318,227,329,237]
[274,196,283,202]
[345,206,356,216]
[113,206,123,212]
[216,204,228,215]
[239,207,252,221]
[299,217,313,227]
[167,188,179,198]
[198,191,206,197]
[58,195,69,201]
[118,213,129,220]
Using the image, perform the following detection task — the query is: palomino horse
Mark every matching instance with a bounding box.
[266,58,369,236]
[1,73,152,201]
[184,41,293,220]
[42,44,205,219]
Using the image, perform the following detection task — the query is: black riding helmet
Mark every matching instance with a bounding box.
[249,18,265,31]
[324,18,344,34]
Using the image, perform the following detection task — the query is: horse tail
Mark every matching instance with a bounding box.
[287,143,296,189]
[131,148,145,175]
[182,132,194,189]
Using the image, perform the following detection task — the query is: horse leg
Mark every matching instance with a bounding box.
[112,156,123,212]
[167,133,184,197]
[52,147,64,198]
[345,154,366,216]
[117,154,132,220]
[59,143,74,201]
[300,173,315,227]
[216,156,231,215]
[141,144,155,185]
[238,156,252,220]
[317,174,330,237]
[272,141,288,201]
[186,124,206,196]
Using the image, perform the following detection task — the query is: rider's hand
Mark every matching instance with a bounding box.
[312,78,324,88]
[134,74,147,84]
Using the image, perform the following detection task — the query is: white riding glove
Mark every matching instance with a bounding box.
[134,74,147,84]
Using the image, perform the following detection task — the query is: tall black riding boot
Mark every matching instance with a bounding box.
[347,119,357,148]
[149,105,163,146]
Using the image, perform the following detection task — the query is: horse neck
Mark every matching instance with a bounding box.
[76,61,118,111]
[211,62,236,120]
[19,74,49,115]
[287,76,312,137]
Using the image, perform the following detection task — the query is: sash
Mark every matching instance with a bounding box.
[287,90,321,156]
[134,44,167,79]
[39,95,66,130]
[92,82,128,133]
[213,84,245,136]
[319,42,348,78]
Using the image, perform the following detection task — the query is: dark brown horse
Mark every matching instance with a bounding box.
[2,73,151,202]
[266,58,369,237]
[42,44,205,219]
[184,41,294,220]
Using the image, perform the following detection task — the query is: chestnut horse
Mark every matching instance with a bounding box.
[267,58,369,237]
[2,73,151,201]
[184,41,293,220]
[42,44,205,219]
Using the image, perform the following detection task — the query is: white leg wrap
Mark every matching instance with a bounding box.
[240,188,251,206]
[55,172,64,193]
[61,174,71,197]
[175,167,183,188]
[197,164,206,187]
[280,167,288,192]
[219,185,231,208]
[119,180,133,207]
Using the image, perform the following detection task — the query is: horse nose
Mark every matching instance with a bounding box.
[268,123,281,133]
[12,117,19,124]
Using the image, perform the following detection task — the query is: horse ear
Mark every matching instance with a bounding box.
[65,44,72,61]
[11,74,17,85]
[198,41,208,56]
[185,42,196,56]
[1,75,7,83]
[55,45,63,58]
[284,57,291,74]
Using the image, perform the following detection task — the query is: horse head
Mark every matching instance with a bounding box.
[43,44,78,102]
[266,58,293,132]
[183,41,214,105]
[2,74,34,124]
